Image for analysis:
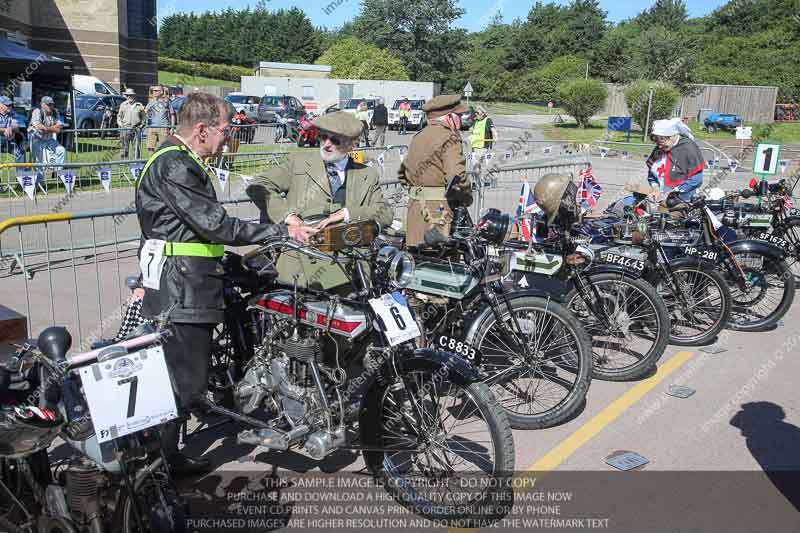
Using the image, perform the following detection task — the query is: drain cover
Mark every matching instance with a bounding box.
[667,385,696,398]
[606,451,649,471]
[700,343,727,354]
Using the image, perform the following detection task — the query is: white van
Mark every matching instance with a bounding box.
[72,75,120,97]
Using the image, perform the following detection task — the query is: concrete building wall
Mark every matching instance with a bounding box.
[256,67,329,79]
[0,0,157,97]
[241,76,438,112]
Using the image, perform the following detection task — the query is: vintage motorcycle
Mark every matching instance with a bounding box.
[654,191,795,331]
[402,206,594,430]
[202,236,516,526]
[573,215,732,347]
[503,191,671,382]
[0,325,183,533]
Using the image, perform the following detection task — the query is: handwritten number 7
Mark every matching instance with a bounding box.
[146,252,155,277]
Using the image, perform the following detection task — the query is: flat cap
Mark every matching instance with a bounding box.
[41,96,54,105]
[312,111,363,139]
[422,94,467,118]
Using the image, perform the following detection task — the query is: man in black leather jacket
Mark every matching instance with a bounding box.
[136,93,315,473]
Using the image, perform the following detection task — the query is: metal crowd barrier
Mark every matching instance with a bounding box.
[0,198,260,348]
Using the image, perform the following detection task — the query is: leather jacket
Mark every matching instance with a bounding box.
[136,136,288,323]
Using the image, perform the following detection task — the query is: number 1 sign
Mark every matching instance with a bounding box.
[753,143,781,176]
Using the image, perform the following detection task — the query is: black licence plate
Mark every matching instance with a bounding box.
[604,253,645,272]
[436,335,482,366]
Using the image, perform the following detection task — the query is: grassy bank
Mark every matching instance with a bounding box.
[159,71,239,89]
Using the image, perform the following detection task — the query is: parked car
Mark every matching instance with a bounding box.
[342,98,377,128]
[72,75,120,97]
[224,93,261,121]
[704,113,742,133]
[388,99,426,131]
[460,106,476,130]
[75,94,126,131]
[257,95,305,123]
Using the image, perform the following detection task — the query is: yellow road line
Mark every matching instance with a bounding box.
[449,351,695,533]
[526,350,695,472]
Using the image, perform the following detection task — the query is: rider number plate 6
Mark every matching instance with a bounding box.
[79,345,178,443]
[368,292,421,347]
[436,335,483,366]
[604,252,645,272]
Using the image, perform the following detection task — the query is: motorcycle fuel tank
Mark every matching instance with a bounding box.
[250,291,369,339]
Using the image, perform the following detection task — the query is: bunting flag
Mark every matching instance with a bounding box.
[17,173,36,200]
[600,147,609,159]
[129,164,144,183]
[58,171,76,194]
[213,167,230,190]
[779,160,789,174]
[543,146,552,155]
[239,173,253,186]
[516,181,541,242]
[398,146,408,162]
[98,167,112,193]
[577,165,602,213]
[485,151,494,161]
[504,151,513,161]
[729,159,739,171]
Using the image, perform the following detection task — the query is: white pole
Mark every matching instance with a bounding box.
[643,89,654,143]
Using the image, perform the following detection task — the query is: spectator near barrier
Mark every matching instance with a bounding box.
[0,95,26,163]
[28,96,66,180]
[398,97,411,135]
[469,105,499,175]
[371,97,388,147]
[145,86,174,153]
[117,88,145,159]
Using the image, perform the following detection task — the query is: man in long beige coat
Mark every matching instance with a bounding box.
[397,94,472,246]
[246,111,392,289]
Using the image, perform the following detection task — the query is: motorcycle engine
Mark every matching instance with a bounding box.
[234,327,329,428]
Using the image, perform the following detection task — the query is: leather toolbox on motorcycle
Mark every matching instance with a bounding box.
[311,220,378,253]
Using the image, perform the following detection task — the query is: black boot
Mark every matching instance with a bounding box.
[161,419,212,476]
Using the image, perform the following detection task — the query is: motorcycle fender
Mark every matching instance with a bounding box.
[584,264,643,279]
[729,239,787,260]
[668,256,720,271]
[463,291,563,346]
[394,348,481,387]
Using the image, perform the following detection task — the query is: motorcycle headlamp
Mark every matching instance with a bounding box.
[477,209,512,244]
[375,246,416,288]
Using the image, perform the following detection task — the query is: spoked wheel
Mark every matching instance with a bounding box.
[726,253,794,331]
[566,273,670,381]
[468,296,592,429]
[656,262,731,346]
[122,464,185,533]
[208,322,239,407]
[770,218,800,285]
[0,452,48,533]
[362,361,515,527]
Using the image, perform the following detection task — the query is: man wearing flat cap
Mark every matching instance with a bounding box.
[246,111,392,289]
[397,94,472,246]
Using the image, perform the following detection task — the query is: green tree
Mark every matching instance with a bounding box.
[315,37,410,80]
[352,0,465,83]
[515,55,587,102]
[634,25,698,93]
[624,80,679,130]
[635,0,689,28]
[558,79,608,128]
[591,23,641,83]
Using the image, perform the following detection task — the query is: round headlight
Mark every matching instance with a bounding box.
[477,209,511,244]
[375,246,416,288]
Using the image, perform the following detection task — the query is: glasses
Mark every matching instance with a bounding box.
[320,132,346,146]
[210,124,232,138]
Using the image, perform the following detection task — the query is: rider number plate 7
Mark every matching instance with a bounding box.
[79,345,178,443]
[368,292,421,346]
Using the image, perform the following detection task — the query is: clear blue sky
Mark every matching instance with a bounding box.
[158,0,730,31]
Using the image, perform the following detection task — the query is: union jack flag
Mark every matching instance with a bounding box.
[516,181,541,241]
[577,165,602,212]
